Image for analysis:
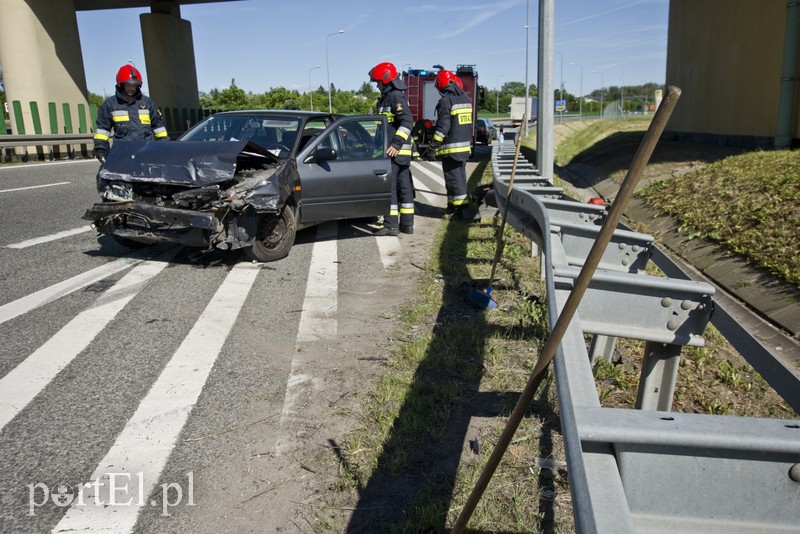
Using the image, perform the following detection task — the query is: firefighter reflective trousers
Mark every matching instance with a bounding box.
[384,159,414,229]
[442,157,469,212]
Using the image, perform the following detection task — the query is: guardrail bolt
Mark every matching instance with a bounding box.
[681,299,694,310]
[661,297,672,307]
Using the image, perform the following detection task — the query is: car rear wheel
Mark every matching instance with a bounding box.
[244,207,296,262]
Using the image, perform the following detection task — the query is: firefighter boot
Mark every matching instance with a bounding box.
[453,205,482,222]
[373,226,399,236]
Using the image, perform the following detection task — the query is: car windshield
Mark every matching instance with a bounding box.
[180,114,302,155]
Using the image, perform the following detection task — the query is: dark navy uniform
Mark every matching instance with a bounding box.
[432,83,473,215]
[93,86,168,155]
[376,78,415,231]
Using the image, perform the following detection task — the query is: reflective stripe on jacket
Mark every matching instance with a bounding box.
[93,87,168,153]
[376,79,414,165]
[433,84,473,161]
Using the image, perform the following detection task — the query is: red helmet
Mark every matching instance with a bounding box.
[116,64,143,86]
[434,69,456,90]
[368,62,397,83]
[452,75,464,90]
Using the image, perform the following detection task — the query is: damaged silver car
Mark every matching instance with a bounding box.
[84,111,392,261]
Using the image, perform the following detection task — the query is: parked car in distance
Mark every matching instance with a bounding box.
[474,118,497,145]
[84,111,391,262]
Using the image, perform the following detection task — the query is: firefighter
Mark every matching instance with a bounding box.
[94,64,169,165]
[368,61,415,236]
[430,70,481,221]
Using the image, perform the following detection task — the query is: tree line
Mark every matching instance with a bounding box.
[9,73,663,119]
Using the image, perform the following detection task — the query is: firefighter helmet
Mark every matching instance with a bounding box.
[452,75,464,90]
[434,69,456,90]
[368,62,397,83]
[116,64,143,86]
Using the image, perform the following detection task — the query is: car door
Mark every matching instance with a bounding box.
[294,115,391,223]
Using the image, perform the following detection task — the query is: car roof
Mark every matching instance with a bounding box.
[209,110,338,120]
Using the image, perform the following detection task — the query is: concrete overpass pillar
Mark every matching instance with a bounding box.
[141,1,200,126]
[0,0,90,135]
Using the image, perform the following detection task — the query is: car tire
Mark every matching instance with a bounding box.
[244,207,297,262]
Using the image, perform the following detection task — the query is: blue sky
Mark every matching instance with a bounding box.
[76,0,669,98]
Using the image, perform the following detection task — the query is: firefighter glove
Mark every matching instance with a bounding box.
[95,149,107,165]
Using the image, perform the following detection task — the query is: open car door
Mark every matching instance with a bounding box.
[294,114,391,223]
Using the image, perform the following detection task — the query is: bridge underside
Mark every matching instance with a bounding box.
[0,0,239,137]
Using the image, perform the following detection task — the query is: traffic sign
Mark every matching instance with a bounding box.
[555,99,566,113]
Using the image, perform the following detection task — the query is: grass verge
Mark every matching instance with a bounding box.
[639,149,800,287]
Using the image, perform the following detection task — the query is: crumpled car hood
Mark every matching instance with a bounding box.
[98,140,281,186]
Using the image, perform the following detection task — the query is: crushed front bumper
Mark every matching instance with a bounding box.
[83,202,256,250]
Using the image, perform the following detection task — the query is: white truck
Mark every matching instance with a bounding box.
[509,96,538,125]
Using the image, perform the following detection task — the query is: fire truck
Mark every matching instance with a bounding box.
[401,64,480,152]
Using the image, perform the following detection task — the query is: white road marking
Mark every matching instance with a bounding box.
[0,181,71,193]
[0,159,95,171]
[295,221,338,343]
[6,225,93,248]
[279,222,339,439]
[0,255,151,325]
[375,232,402,269]
[52,263,260,534]
[411,162,445,207]
[0,251,177,432]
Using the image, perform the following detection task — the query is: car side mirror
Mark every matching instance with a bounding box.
[304,147,337,164]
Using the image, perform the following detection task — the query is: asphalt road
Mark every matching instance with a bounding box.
[0,154,484,533]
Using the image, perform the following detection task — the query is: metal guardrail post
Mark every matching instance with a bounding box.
[635,341,682,410]
[589,334,617,363]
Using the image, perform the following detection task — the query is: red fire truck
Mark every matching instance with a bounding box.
[401,64,480,152]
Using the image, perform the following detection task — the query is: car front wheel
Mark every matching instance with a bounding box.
[244,207,297,262]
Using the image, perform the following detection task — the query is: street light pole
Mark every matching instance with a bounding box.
[524,0,530,136]
[325,30,344,114]
[618,76,624,119]
[554,51,564,123]
[593,69,604,118]
[308,65,320,111]
[571,62,583,120]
